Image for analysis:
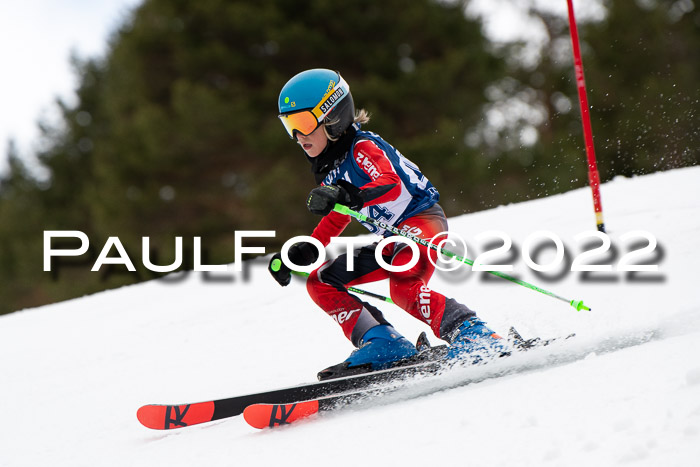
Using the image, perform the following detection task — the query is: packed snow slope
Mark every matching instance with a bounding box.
[2,167,700,467]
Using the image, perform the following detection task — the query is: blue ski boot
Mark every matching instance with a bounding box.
[446,317,511,364]
[318,325,418,380]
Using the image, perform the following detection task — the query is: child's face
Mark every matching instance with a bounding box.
[296,125,328,158]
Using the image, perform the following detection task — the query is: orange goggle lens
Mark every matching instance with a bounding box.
[278,110,320,138]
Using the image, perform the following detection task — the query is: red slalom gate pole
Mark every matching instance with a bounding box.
[566,0,606,232]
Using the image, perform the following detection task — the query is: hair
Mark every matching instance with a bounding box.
[354,108,371,125]
[323,108,371,141]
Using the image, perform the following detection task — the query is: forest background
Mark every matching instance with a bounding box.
[1,0,697,315]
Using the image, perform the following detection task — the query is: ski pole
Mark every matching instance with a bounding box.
[332,204,591,312]
[270,258,395,304]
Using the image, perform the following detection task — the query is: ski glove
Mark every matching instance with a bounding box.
[268,242,320,286]
[307,180,364,216]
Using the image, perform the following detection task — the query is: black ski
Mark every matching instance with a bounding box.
[137,327,572,430]
[136,356,443,429]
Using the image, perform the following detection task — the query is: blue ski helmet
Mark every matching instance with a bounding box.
[278,69,354,140]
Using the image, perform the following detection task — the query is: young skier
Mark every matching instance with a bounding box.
[269,68,509,378]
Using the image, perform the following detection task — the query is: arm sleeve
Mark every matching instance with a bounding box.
[352,140,402,206]
[311,210,352,246]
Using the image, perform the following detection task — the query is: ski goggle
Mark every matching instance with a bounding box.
[278,76,349,138]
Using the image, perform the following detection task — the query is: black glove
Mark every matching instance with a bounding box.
[268,242,320,286]
[307,180,364,216]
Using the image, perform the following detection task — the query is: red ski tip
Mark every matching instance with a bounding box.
[244,400,319,429]
[137,402,215,430]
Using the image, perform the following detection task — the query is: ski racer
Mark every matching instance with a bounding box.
[269,68,509,378]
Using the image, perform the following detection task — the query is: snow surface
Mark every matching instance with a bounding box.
[2,167,700,466]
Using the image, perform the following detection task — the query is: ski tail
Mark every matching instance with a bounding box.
[137,402,215,430]
[244,400,320,429]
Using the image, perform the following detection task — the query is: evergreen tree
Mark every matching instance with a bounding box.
[1,0,504,314]
[583,0,699,176]
[472,0,699,203]
[3,0,696,315]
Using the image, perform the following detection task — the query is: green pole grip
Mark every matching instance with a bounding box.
[271,258,282,272]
